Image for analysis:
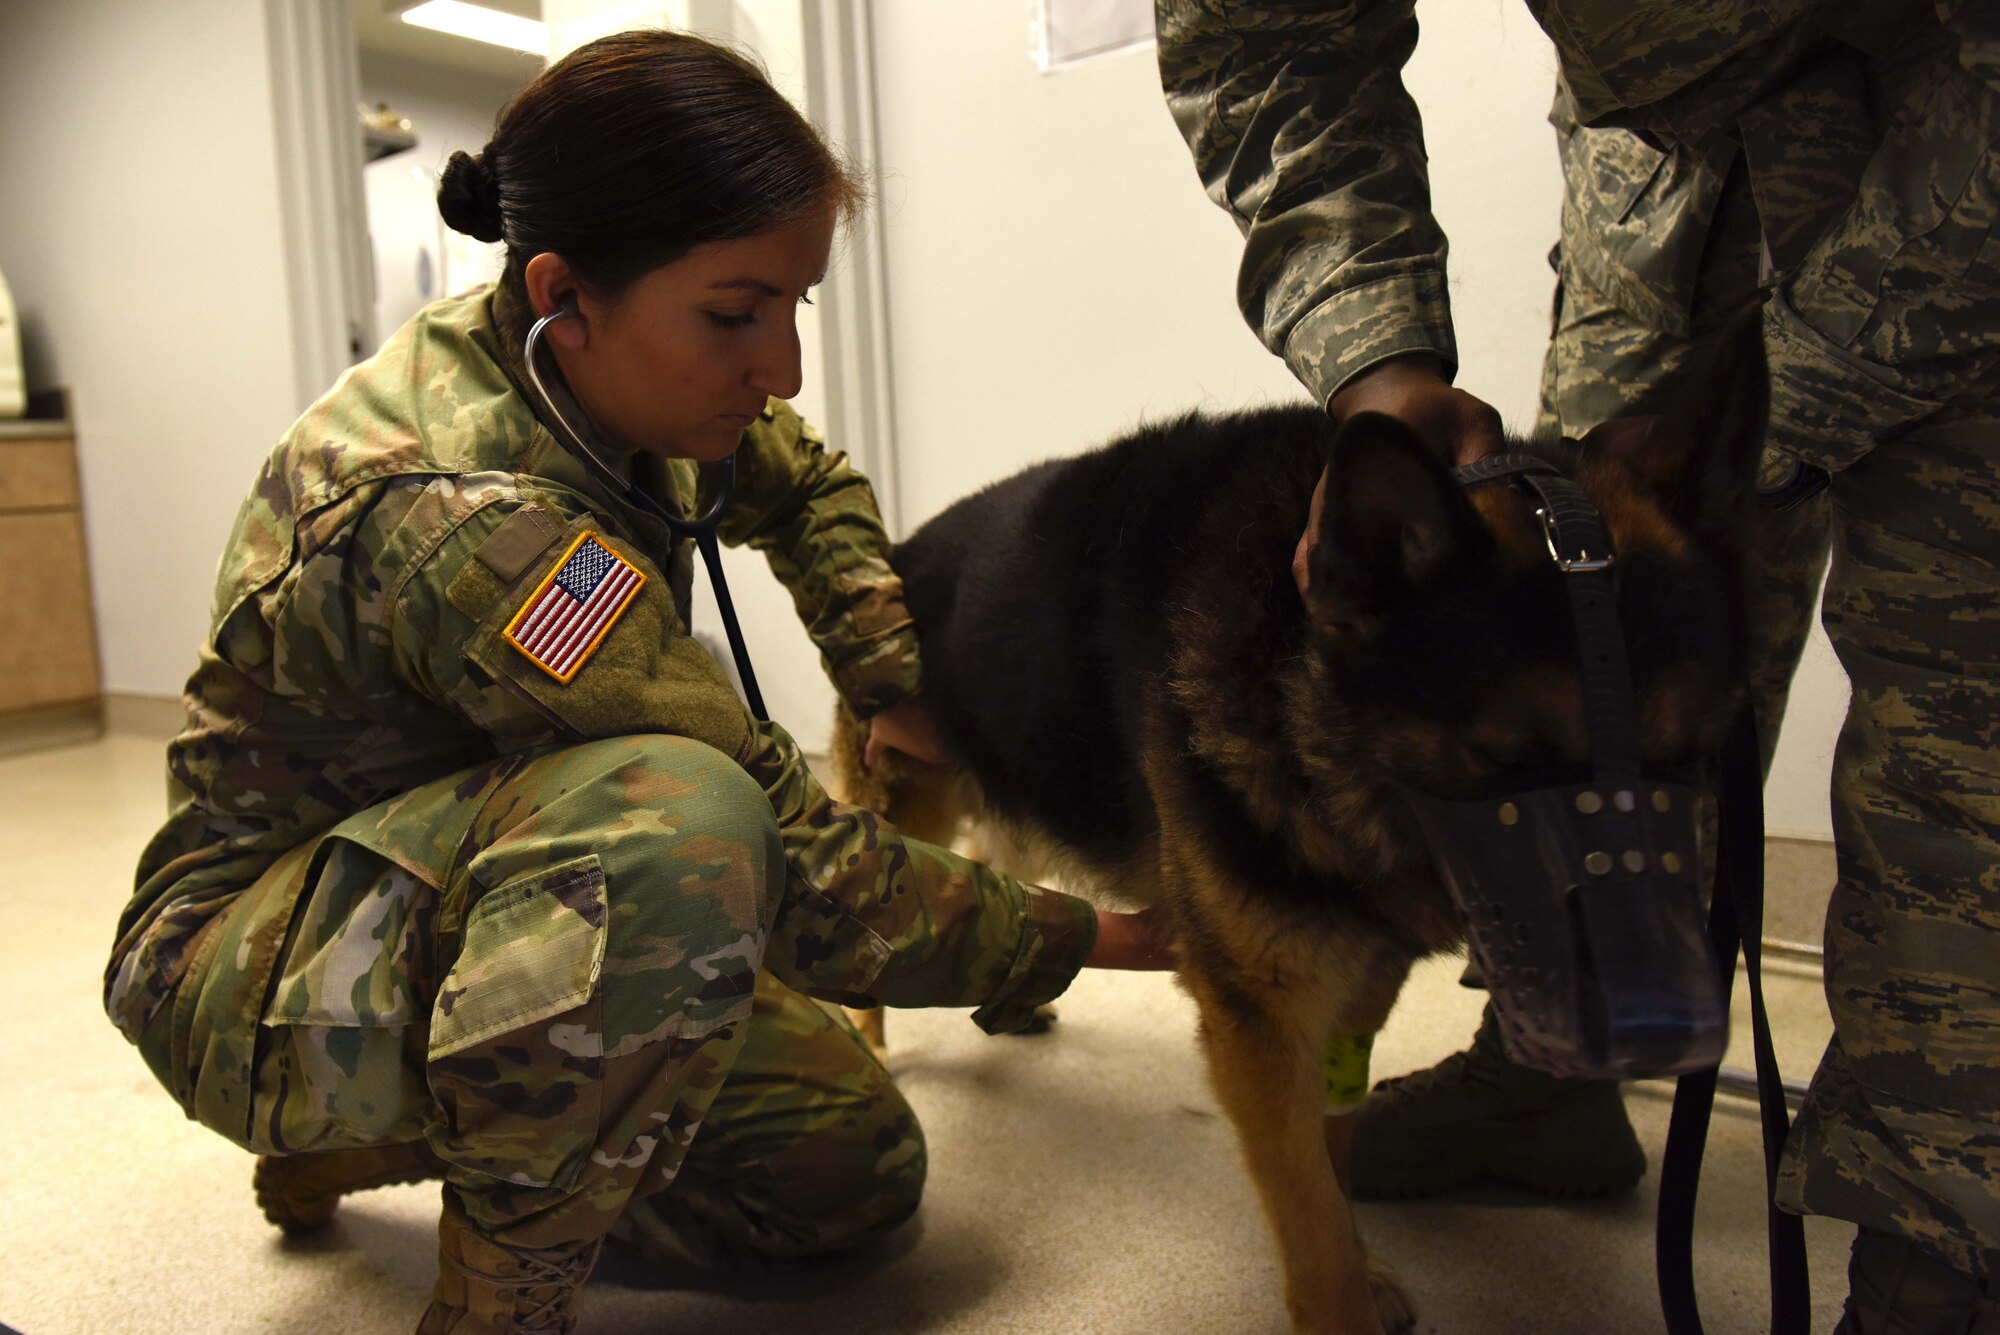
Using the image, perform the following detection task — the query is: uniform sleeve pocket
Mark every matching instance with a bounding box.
[428,855,607,1060]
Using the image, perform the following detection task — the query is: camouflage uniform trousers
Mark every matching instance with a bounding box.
[1537,25,2000,1276]
[211,732,924,1261]
[610,972,925,1273]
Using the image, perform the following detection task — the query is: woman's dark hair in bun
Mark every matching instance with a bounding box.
[438,29,862,328]
[436,150,504,244]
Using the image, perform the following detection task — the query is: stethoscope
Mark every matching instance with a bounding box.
[524,297,768,720]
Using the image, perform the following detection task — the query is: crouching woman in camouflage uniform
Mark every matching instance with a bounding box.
[102,31,1167,1333]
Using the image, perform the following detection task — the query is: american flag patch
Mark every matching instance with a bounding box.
[503,531,647,682]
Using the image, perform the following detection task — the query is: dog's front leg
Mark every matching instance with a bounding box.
[1189,983,1391,1335]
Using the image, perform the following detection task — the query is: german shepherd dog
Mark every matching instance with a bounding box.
[831,327,1766,1334]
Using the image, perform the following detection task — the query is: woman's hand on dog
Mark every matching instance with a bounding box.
[1085,905,1177,971]
[865,696,950,768]
[1296,353,1507,601]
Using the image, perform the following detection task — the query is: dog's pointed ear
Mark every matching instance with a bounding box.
[1581,305,1769,544]
[1308,412,1489,629]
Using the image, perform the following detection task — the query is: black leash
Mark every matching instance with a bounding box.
[1656,703,1811,1335]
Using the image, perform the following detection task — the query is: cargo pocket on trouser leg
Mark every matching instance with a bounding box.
[427,854,608,1195]
[256,837,439,1155]
[1767,54,2000,475]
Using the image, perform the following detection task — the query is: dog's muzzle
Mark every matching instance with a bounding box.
[1401,452,1730,1081]
[1404,778,1725,1078]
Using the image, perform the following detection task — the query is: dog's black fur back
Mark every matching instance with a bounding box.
[893,404,1328,867]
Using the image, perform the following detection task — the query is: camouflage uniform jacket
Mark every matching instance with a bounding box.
[106,284,1094,1056]
[1156,0,1990,413]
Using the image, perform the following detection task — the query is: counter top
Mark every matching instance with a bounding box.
[0,417,72,440]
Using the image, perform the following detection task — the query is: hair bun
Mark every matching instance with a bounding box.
[437,149,505,243]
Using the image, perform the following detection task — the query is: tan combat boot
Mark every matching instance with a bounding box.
[416,1196,604,1335]
[1349,999,1645,1200]
[254,1140,449,1232]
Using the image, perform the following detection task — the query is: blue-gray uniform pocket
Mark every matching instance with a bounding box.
[1770,60,2000,473]
[1555,117,1724,339]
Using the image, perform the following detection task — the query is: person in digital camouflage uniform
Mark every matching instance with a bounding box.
[1158,0,2000,1327]
[104,31,1166,1335]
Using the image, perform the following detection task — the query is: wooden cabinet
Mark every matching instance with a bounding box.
[0,392,102,731]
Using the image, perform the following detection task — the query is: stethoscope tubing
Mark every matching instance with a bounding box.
[523,303,770,721]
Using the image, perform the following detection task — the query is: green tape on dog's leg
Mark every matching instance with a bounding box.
[1322,1032,1375,1115]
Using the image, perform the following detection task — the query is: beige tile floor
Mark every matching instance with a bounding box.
[1,729,1855,1334]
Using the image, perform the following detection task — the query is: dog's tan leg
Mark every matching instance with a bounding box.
[847,1004,887,1060]
[1321,1112,1415,1331]
[1190,985,1389,1335]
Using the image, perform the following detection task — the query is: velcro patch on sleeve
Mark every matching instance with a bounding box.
[503,530,647,682]
[473,503,563,583]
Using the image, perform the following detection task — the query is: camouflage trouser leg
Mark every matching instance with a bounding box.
[1756,30,2000,1275]
[420,735,787,1250]
[608,971,927,1273]
[1547,37,2000,1270]
[253,734,809,1251]
[1772,406,2000,1277]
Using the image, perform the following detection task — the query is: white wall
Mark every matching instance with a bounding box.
[359,51,525,340]
[1767,582,1846,839]
[868,0,1844,835]
[873,2,1307,530]
[870,0,1563,526]
[0,0,303,700]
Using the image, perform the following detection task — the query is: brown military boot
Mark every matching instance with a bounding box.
[416,1196,604,1335]
[254,1139,448,1233]
[1349,999,1646,1200]
[1833,1226,2000,1334]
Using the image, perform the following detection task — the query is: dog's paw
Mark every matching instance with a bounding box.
[1367,1252,1417,1333]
